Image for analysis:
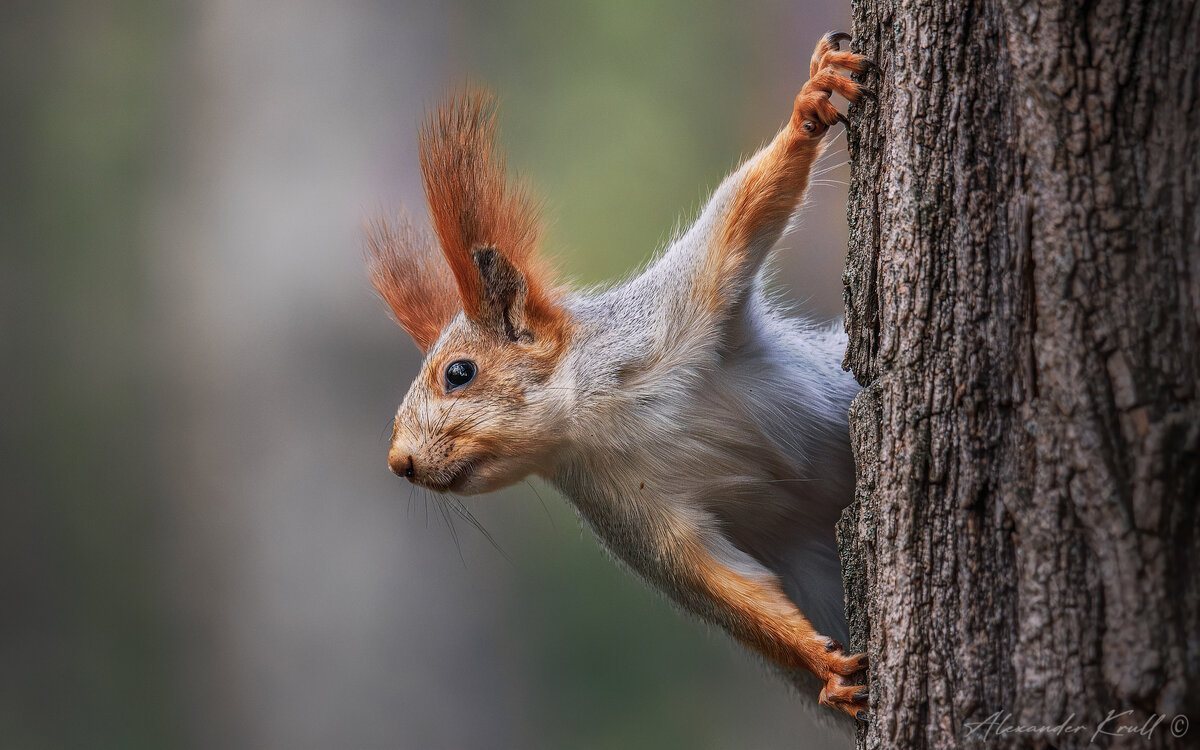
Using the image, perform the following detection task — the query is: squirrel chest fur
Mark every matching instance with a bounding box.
[367,33,872,722]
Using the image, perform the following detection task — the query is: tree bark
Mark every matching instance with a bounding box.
[838,1,1200,747]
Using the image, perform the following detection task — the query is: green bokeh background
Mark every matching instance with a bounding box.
[1,1,852,748]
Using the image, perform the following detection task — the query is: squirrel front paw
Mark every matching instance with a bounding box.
[816,638,870,720]
[792,31,873,138]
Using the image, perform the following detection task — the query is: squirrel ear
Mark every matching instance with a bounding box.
[470,246,530,341]
[366,213,460,353]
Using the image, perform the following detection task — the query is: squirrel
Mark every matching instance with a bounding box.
[367,32,871,722]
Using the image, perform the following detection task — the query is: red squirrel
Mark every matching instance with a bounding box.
[367,33,871,722]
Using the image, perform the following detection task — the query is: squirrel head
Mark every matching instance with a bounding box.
[367,89,572,494]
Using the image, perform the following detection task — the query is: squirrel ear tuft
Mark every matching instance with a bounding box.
[419,88,565,338]
[365,213,460,353]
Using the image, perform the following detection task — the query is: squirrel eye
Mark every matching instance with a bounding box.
[444,360,476,390]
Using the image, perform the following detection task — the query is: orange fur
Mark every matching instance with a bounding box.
[419,88,566,336]
[365,212,460,352]
[715,128,820,285]
[678,536,868,717]
[698,35,866,317]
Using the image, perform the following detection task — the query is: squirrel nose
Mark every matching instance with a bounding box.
[388,449,415,480]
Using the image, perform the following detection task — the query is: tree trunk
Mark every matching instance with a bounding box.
[837,0,1200,747]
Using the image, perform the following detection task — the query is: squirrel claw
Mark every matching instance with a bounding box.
[825,31,852,47]
[856,710,872,723]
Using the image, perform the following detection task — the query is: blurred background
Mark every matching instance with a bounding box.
[1,1,855,748]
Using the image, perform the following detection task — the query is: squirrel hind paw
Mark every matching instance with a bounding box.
[816,644,869,719]
[818,672,869,720]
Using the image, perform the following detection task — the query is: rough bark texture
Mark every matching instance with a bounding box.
[838,0,1200,747]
